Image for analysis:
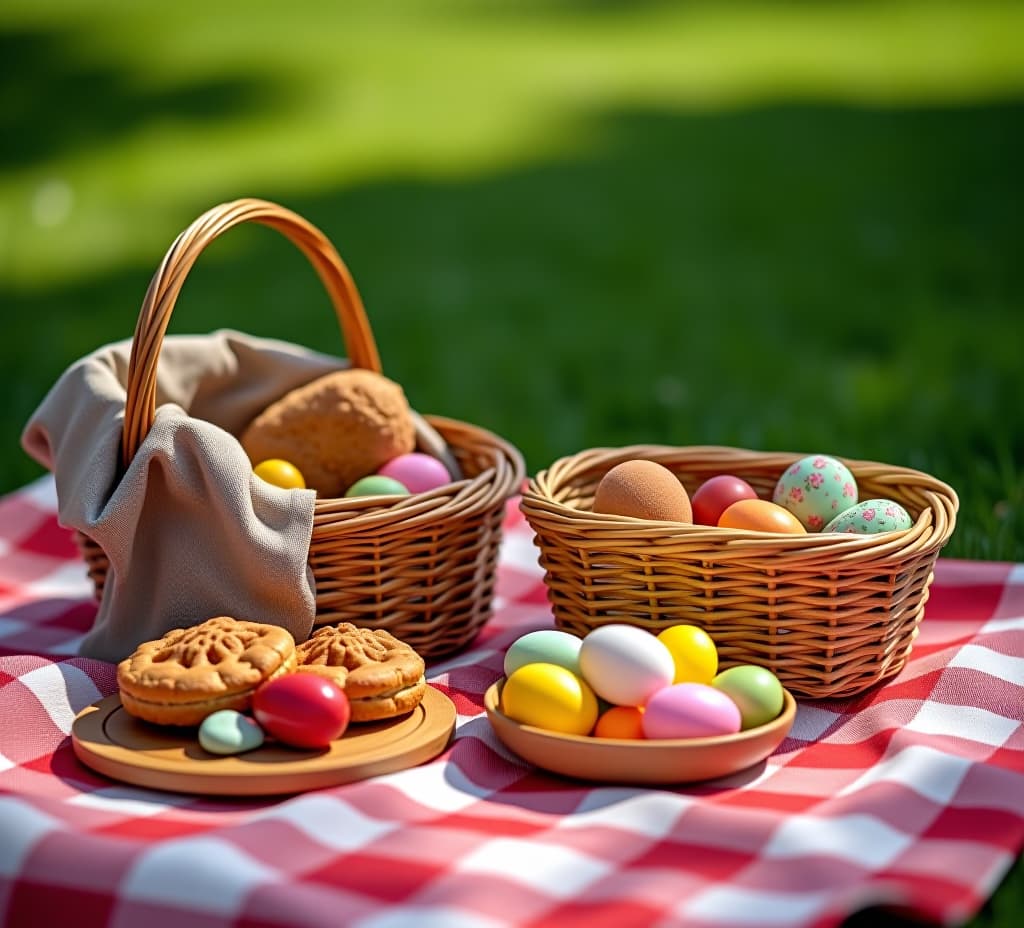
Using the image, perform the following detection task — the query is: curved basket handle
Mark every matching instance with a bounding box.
[122,198,382,468]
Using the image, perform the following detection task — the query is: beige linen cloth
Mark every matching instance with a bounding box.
[21,330,346,663]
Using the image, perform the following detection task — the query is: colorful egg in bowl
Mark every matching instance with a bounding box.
[484,680,795,785]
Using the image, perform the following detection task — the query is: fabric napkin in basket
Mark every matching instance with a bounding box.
[21,329,346,663]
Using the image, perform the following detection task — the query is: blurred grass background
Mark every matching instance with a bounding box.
[0,1,1022,922]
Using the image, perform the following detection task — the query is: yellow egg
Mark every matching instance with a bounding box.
[500,663,598,736]
[657,624,719,685]
[254,458,306,490]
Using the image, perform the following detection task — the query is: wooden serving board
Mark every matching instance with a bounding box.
[72,685,457,796]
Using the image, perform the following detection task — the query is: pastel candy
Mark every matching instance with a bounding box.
[198,710,265,755]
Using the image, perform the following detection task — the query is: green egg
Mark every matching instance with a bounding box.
[504,629,583,678]
[344,475,410,497]
[823,499,913,534]
[772,454,858,532]
[712,665,784,730]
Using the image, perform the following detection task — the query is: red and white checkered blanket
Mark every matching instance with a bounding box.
[1,478,1022,928]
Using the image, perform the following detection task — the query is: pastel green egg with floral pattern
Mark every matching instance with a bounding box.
[772,454,858,531]
[824,499,913,534]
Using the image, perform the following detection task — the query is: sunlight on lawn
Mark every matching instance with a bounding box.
[2,0,1024,287]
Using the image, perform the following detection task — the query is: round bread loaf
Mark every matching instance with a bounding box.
[241,368,416,497]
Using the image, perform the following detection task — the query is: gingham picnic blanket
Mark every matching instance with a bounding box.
[1,477,1022,928]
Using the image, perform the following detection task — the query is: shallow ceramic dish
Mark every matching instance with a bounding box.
[484,681,796,784]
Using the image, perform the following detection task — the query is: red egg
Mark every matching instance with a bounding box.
[691,475,759,526]
[253,674,350,748]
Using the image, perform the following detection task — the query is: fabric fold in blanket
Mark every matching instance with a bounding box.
[20,329,346,662]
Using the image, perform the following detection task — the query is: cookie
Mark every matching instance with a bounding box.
[241,368,416,497]
[117,617,298,726]
[295,623,426,722]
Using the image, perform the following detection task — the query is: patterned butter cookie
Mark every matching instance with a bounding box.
[117,617,297,726]
[296,623,426,722]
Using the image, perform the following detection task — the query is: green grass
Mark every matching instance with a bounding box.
[1,1,1022,924]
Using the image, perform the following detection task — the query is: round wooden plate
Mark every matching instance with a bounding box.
[485,682,795,785]
[72,685,457,796]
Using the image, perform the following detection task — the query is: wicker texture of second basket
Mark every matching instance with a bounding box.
[77,198,524,659]
[521,445,957,698]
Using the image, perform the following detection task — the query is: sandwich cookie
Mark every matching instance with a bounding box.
[296,623,426,722]
[117,616,298,726]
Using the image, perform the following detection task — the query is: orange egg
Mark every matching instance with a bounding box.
[593,460,692,523]
[718,499,806,534]
[593,705,646,740]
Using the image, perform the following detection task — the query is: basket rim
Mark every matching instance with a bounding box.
[521,443,958,564]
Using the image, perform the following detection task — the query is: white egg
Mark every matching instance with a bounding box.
[578,624,675,706]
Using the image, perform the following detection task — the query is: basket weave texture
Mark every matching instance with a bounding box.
[521,445,958,698]
[78,198,524,660]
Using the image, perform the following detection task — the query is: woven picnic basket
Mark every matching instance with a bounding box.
[521,445,957,698]
[76,198,524,659]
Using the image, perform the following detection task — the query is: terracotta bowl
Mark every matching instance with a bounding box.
[484,682,796,785]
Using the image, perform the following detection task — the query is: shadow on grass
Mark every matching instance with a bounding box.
[4,99,1022,559]
[0,24,286,170]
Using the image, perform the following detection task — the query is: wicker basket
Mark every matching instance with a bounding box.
[77,198,524,659]
[521,445,957,698]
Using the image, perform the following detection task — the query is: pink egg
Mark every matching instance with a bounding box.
[377,453,452,494]
[641,683,742,739]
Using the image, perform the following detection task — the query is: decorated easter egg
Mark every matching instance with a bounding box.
[718,499,806,534]
[253,674,351,748]
[593,705,646,739]
[198,710,265,755]
[642,683,742,739]
[593,460,692,523]
[253,458,306,490]
[377,452,452,494]
[578,624,676,706]
[504,629,583,678]
[657,624,718,684]
[344,475,410,498]
[691,475,759,526]
[501,663,598,735]
[712,665,784,730]
[823,499,913,534]
[773,455,858,531]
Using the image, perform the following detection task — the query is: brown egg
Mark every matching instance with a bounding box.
[592,460,693,523]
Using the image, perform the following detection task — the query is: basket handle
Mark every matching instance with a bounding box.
[121,198,382,469]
